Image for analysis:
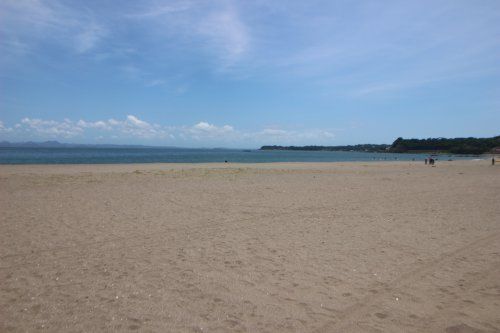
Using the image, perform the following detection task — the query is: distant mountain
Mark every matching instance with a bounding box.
[0,140,60,147]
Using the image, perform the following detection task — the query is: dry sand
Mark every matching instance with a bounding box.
[1,161,499,332]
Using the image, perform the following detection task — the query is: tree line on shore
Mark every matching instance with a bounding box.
[260,136,500,154]
[390,136,500,154]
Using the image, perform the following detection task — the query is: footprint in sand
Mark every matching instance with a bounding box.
[445,323,485,333]
[374,312,388,319]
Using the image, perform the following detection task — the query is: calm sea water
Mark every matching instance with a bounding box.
[0,147,478,165]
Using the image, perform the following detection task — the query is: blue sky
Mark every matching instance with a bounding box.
[0,0,499,147]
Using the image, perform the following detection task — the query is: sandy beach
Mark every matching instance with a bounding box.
[1,161,499,332]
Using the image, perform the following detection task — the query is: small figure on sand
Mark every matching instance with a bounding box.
[493,158,496,166]
[425,158,428,165]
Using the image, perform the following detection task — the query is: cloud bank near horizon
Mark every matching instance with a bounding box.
[0,116,336,147]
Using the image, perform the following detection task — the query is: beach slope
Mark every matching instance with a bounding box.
[1,161,499,332]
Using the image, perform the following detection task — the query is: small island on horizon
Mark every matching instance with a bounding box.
[260,135,500,155]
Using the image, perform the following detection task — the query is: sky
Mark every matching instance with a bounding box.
[0,0,499,148]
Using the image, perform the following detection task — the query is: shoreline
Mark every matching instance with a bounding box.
[0,159,493,174]
[2,148,494,168]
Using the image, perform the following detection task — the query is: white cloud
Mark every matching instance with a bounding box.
[106,115,168,139]
[77,120,110,130]
[0,120,13,133]
[125,2,192,19]
[185,122,235,140]
[1,117,337,146]
[0,0,107,57]
[184,122,335,145]
[2,0,499,93]
[192,121,233,133]
[74,22,107,53]
[198,7,250,63]
[10,115,168,140]
[248,128,335,145]
[20,118,84,138]
[126,115,150,128]
[127,1,250,67]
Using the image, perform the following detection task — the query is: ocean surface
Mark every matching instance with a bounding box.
[0,147,479,164]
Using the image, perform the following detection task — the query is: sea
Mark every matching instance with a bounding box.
[0,147,480,164]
